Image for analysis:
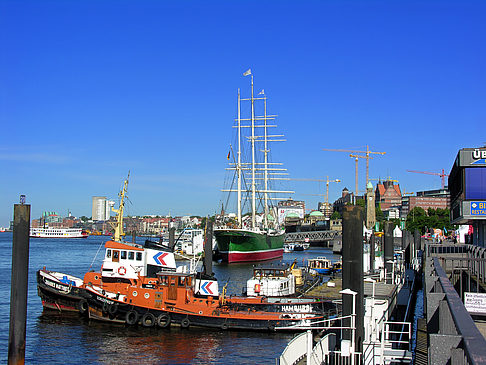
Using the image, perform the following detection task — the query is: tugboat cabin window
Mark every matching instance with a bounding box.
[106,250,112,258]
[113,250,119,262]
[136,252,142,261]
[128,251,134,260]
[121,251,127,260]
[178,277,186,286]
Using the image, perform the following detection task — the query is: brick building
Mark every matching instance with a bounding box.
[401,189,450,217]
[140,217,169,235]
[375,180,402,211]
[333,188,355,216]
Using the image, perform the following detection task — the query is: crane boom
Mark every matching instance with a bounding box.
[407,169,449,189]
[323,145,385,196]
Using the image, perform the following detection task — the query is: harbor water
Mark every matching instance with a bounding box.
[0,232,339,364]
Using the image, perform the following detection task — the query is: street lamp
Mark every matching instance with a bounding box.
[364,277,376,298]
[339,288,358,365]
[325,176,341,206]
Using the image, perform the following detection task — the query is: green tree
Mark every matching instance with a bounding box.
[330,211,341,219]
[200,215,216,229]
[375,204,384,223]
[406,207,426,232]
[355,199,365,208]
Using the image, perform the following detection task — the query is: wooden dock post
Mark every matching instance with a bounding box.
[342,205,364,355]
[168,227,176,250]
[413,229,420,263]
[370,232,375,273]
[384,221,394,280]
[203,221,213,276]
[8,202,31,365]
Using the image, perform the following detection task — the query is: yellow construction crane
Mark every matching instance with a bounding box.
[369,177,399,184]
[349,154,369,198]
[292,176,340,205]
[323,145,386,197]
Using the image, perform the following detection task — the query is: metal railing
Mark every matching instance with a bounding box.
[284,230,337,243]
[424,254,486,364]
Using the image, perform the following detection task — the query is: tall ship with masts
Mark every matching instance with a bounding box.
[214,70,293,263]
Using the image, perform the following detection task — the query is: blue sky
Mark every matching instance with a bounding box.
[1,0,484,226]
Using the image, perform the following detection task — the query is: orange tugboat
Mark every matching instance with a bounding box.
[83,222,337,331]
[38,173,337,330]
[37,173,181,314]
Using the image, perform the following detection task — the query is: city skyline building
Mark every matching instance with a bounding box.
[92,196,115,221]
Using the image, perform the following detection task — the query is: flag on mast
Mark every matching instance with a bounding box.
[227,150,231,160]
[243,68,251,76]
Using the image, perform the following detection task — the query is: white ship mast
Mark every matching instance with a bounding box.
[237,88,242,228]
[250,73,257,228]
[224,70,294,230]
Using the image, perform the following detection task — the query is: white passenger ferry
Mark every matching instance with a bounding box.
[30,227,88,238]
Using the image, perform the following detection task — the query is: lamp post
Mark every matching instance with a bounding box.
[340,288,358,365]
[364,277,376,298]
[325,176,341,206]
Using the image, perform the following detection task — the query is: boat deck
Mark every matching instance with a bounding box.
[302,277,398,300]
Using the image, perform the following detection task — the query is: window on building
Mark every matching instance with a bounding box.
[466,167,486,200]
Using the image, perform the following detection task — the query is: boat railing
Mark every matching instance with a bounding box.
[278,331,308,365]
[278,330,363,365]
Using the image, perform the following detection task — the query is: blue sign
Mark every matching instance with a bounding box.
[471,202,486,216]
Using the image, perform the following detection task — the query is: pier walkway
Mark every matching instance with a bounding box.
[422,242,486,364]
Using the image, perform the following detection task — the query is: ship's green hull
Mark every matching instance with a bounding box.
[213,229,284,263]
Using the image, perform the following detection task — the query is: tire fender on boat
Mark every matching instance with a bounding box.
[180,318,190,329]
[156,313,171,328]
[78,299,88,314]
[221,322,228,330]
[125,310,139,325]
[102,302,109,313]
[141,312,156,327]
[108,303,118,316]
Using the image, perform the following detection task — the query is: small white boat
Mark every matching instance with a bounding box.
[284,243,295,253]
[246,262,301,297]
[307,257,333,275]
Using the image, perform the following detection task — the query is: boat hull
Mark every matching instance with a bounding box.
[36,270,87,313]
[86,292,328,332]
[213,229,284,263]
